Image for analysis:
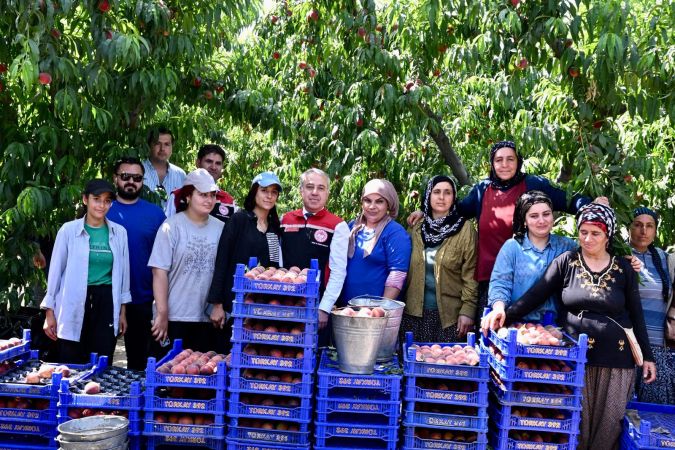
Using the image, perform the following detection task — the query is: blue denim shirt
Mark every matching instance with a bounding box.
[41,217,131,341]
[488,233,576,322]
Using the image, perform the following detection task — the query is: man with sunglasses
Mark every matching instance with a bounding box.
[108,157,166,369]
[281,168,349,339]
[143,127,186,208]
[165,144,237,223]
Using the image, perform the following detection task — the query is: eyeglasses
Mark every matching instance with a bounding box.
[117,173,144,182]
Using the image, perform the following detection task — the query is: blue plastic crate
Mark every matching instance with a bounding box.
[228,421,310,446]
[232,319,318,347]
[315,420,398,441]
[315,436,398,450]
[59,356,144,410]
[404,376,488,407]
[145,387,225,414]
[146,434,224,449]
[230,343,315,373]
[403,332,489,382]
[488,374,582,409]
[0,434,56,449]
[483,325,587,362]
[146,340,227,389]
[227,439,309,450]
[0,419,55,437]
[484,345,585,386]
[228,368,313,398]
[402,426,487,449]
[232,257,320,298]
[0,351,96,397]
[0,388,57,423]
[488,399,581,433]
[0,329,31,363]
[624,402,675,448]
[228,391,312,422]
[317,349,402,398]
[488,428,578,450]
[144,420,225,439]
[403,404,488,431]
[315,396,400,426]
[232,297,318,322]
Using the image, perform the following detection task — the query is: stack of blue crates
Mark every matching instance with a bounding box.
[482,325,587,450]
[314,348,402,450]
[57,355,144,449]
[623,401,675,449]
[143,339,228,450]
[227,257,320,450]
[0,329,96,450]
[402,331,489,450]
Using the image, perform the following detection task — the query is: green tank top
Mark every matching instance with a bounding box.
[85,223,113,285]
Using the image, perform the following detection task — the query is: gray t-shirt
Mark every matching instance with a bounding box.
[148,212,224,322]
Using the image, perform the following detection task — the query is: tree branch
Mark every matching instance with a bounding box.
[421,103,473,186]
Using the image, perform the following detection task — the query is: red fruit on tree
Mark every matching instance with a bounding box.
[404,81,414,92]
[438,44,447,53]
[192,77,202,88]
[204,90,213,100]
[593,120,603,129]
[355,117,363,127]
[624,175,633,183]
[307,68,316,78]
[285,9,292,16]
[0,63,7,73]
[104,30,113,40]
[433,68,441,77]
[375,24,383,32]
[272,52,280,60]
[51,29,61,39]
[215,85,224,93]
[270,15,279,24]
[98,0,110,13]
[510,0,519,6]
[38,72,52,85]
[298,61,307,70]
[568,67,579,78]
[357,27,366,38]
[517,58,528,69]
[306,9,318,22]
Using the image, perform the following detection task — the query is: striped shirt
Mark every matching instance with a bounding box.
[632,246,671,347]
[142,160,186,208]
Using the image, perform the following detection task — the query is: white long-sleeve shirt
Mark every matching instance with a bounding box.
[319,217,349,313]
[41,217,132,341]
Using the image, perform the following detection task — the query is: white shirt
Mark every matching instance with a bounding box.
[305,207,350,313]
[142,160,186,208]
[41,217,132,341]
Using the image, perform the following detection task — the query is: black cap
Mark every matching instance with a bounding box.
[84,179,115,196]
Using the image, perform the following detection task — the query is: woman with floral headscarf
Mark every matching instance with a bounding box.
[629,206,674,404]
[401,175,478,342]
[483,202,656,450]
[409,141,598,324]
[341,179,412,303]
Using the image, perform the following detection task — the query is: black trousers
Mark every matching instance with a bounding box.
[150,321,212,359]
[57,284,117,364]
[124,302,154,370]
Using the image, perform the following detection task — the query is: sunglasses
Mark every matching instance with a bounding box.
[117,173,144,182]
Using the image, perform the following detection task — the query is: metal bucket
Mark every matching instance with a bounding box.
[57,435,128,450]
[331,306,389,374]
[348,296,405,362]
[57,416,128,443]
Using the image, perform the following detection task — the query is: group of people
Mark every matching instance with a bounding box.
[39,131,673,450]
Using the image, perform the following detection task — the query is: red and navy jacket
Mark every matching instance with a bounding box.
[281,208,343,289]
[171,188,236,223]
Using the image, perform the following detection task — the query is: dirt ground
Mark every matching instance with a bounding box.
[112,336,127,367]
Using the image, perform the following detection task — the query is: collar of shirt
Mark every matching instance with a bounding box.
[521,233,552,252]
[75,217,118,237]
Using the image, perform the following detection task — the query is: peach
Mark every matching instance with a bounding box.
[355,308,372,317]
[171,365,186,374]
[340,307,356,317]
[84,382,101,394]
[178,415,194,425]
[25,372,40,384]
[371,307,386,318]
[37,365,54,379]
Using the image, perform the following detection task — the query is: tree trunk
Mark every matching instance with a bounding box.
[422,104,473,187]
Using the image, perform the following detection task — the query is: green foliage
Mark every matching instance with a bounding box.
[0,0,673,309]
